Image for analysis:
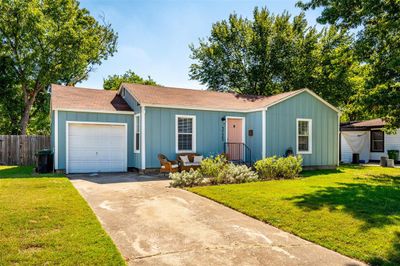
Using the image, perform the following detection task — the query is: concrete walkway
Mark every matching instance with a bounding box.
[70,173,364,266]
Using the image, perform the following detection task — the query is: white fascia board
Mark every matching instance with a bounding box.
[143,104,264,113]
[53,108,134,115]
[121,87,340,114]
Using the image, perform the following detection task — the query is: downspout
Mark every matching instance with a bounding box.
[262,108,267,158]
[337,112,341,166]
[54,110,58,171]
[141,106,146,171]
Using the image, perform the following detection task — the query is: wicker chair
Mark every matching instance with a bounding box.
[176,153,202,171]
[158,154,179,174]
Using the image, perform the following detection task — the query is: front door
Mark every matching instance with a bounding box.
[226,118,244,161]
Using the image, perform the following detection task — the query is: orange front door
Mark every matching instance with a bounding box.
[227,118,243,161]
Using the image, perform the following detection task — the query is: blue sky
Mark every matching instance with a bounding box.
[78,0,322,90]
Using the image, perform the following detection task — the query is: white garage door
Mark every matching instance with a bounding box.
[67,123,127,174]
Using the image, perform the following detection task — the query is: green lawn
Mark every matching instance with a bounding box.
[189,165,400,265]
[0,166,125,265]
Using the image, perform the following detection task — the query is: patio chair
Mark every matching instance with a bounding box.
[177,153,203,171]
[158,154,179,175]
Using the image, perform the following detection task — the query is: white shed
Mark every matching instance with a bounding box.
[340,119,400,163]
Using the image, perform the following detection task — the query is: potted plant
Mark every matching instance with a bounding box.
[285,147,294,157]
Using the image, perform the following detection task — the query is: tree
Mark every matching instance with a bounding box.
[0,0,118,134]
[0,55,22,134]
[103,69,157,90]
[297,0,400,130]
[189,7,363,109]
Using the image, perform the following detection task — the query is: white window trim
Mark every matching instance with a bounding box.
[296,118,312,154]
[134,113,140,153]
[175,115,196,153]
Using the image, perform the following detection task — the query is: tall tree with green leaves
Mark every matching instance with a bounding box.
[189,7,363,109]
[103,69,157,90]
[297,0,400,129]
[0,0,118,134]
[0,55,22,134]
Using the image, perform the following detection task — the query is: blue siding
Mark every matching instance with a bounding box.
[265,91,338,166]
[122,88,141,167]
[145,107,251,168]
[246,111,263,162]
[54,111,136,170]
[122,87,141,112]
[51,89,338,171]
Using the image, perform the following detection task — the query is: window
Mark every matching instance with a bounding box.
[370,130,384,152]
[297,118,312,154]
[176,115,196,152]
[134,114,140,153]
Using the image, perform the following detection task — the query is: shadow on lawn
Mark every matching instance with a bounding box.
[0,166,63,178]
[369,232,400,266]
[301,168,343,177]
[301,165,367,178]
[364,174,400,185]
[289,178,400,229]
[290,174,400,265]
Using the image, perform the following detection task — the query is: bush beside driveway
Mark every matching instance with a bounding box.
[189,165,400,265]
[0,166,125,265]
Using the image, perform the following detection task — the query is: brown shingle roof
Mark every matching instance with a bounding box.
[121,83,304,111]
[51,84,132,112]
[342,118,385,129]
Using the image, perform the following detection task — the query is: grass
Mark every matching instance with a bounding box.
[0,166,125,265]
[189,165,400,265]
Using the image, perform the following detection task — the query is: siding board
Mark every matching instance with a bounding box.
[52,111,135,170]
[144,107,253,168]
[265,91,338,166]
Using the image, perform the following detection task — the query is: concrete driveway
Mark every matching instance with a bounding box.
[70,173,364,266]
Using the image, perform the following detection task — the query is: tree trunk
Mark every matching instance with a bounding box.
[19,87,39,135]
[19,103,32,135]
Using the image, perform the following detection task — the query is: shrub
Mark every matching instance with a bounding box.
[200,154,227,178]
[277,155,303,179]
[255,155,302,180]
[254,156,279,179]
[169,169,204,187]
[170,153,263,187]
[214,163,259,184]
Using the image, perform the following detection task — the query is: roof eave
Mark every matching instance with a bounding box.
[52,108,134,115]
[141,103,265,113]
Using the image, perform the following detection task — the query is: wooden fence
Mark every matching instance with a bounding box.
[0,135,51,166]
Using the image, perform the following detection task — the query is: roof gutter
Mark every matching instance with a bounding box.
[52,108,134,115]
